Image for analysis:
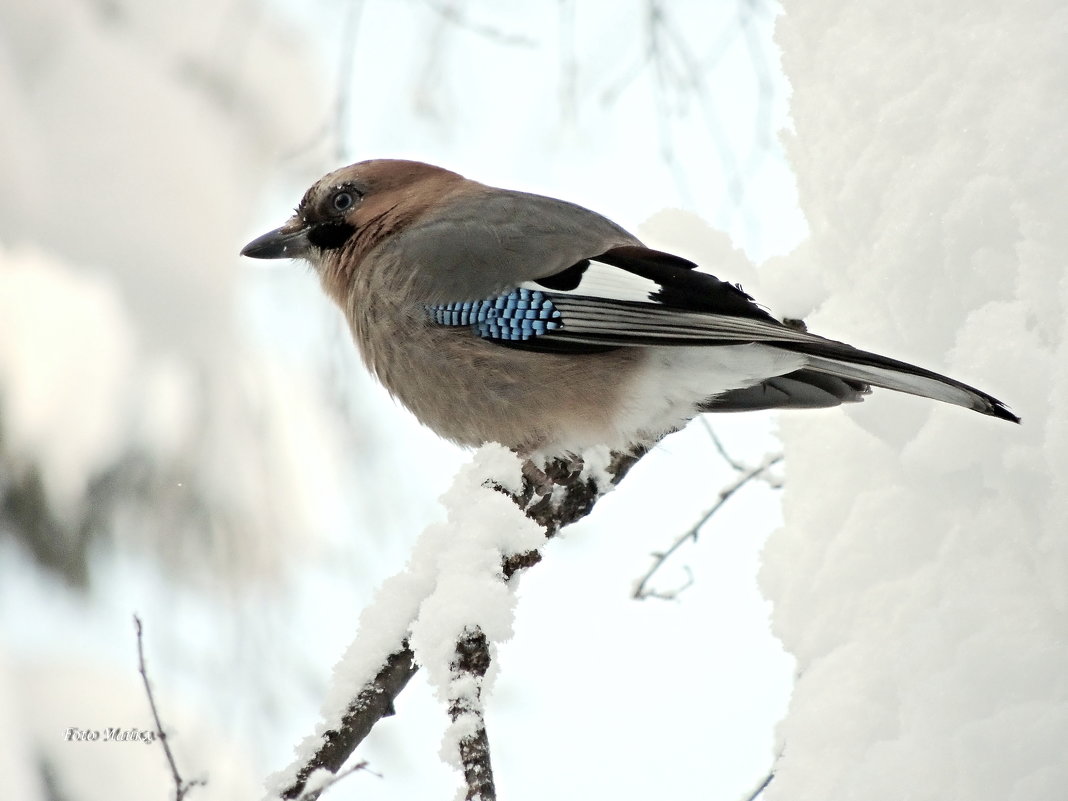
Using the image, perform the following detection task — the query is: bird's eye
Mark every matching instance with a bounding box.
[331,190,355,212]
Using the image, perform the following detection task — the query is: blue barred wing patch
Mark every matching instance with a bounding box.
[427,288,563,341]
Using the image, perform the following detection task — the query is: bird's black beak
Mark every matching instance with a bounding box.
[241,219,313,260]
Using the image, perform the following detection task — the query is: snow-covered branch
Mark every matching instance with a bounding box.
[272,444,648,800]
[446,627,496,801]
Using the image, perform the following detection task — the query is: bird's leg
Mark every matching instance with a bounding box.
[547,453,585,483]
[520,458,556,497]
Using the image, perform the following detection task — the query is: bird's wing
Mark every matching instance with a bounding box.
[388,189,644,303]
[425,243,800,348]
[425,245,1019,422]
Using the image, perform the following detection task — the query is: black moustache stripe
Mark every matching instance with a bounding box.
[308,222,356,250]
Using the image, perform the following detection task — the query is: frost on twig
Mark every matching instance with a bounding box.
[272,443,648,800]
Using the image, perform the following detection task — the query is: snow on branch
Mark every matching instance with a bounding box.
[270,443,648,800]
[445,627,496,801]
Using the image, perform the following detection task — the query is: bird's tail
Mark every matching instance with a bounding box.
[702,341,1020,423]
[700,368,870,413]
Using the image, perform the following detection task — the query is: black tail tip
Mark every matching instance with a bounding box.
[988,402,1021,424]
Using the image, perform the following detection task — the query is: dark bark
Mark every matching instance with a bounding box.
[281,648,418,800]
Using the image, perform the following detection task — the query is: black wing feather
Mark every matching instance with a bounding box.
[592,246,777,321]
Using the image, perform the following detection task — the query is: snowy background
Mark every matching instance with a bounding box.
[762,2,1067,799]
[0,1,1062,800]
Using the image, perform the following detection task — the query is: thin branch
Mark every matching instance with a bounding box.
[632,452,783,600]
[600,1,779,240]
[421,0,537,46]
[655,6,747,209]
[739,769,775,801]
[638,564,695,601]
[134,615,206,801]
[294,761,377,801]
[276,445,649,800]
[700,417,745,471]
[700,420,783,489]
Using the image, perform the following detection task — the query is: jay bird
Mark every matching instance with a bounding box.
[242,159,1018,455]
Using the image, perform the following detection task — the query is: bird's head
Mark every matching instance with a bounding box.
[240,159,465,267]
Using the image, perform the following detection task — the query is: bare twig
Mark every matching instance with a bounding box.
[633,452,783,599]
[134,615,205,801]
[700,418,745,471]
[294,761,377,801]
[599,1,779,240]
[739,769,775,801]
[276,445,649,800]
[421,0,537,46]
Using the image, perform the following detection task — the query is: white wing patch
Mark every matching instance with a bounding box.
[522,259,662,303]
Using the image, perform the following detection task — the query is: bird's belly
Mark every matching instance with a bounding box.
[356,314,804,453]
[611,344,807,443]
[373,326,647,452]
